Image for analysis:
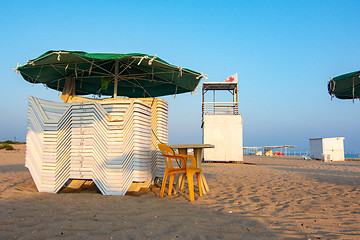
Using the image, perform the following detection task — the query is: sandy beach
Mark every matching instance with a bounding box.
[1,145,359,239]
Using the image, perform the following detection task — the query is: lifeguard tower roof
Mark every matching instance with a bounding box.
[203,82,237,91]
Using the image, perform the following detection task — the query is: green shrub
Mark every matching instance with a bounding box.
[0,143,14,150]
[0,140,24,144]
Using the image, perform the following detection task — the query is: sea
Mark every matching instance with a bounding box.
[345,153,360,158]
[268,151,360,158]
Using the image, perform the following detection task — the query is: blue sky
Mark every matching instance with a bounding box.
[1,1,360,152]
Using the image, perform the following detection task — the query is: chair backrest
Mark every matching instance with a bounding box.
[158,143,176,169]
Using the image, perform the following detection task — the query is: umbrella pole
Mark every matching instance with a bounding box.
[113,59,119,99]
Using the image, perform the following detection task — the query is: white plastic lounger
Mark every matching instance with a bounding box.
[25,96,168,195]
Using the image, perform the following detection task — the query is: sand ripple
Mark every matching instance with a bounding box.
[1,146,359,239]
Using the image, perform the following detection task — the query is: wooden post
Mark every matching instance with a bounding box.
[213,90,215,114]
[113,59,119,99]
[202,86,204,124]
[235,84,238,115]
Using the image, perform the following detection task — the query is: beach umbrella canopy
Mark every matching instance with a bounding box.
[16,50,204,98]
[328,70,360,100]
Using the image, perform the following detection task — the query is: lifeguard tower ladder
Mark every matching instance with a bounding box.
[202,82,243,162]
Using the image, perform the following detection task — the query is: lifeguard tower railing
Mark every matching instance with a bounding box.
[203,102,238,115]
[202,82,238,122]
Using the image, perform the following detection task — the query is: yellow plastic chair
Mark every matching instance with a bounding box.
[158,143,202,202]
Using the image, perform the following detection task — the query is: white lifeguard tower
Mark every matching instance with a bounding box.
[202,82,243,162]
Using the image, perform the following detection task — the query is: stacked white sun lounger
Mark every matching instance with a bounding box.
[26,96,168,195]
[142,98,168,177]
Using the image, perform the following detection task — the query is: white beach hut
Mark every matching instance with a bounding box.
[309,137,345,162]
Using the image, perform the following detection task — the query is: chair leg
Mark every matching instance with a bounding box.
[187,172,195,202]
[168,174,175,196]
[197,172,203,197]
[160,173,168,198]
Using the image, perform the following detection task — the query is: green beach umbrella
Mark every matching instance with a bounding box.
[15,50,204,98]
[328,70,360,100]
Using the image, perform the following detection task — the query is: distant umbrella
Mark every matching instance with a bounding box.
[15,50,204,98]
[328,70,360,100]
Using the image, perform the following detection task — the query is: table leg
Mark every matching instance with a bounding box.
[178,148,188,155]
[174,148,187,194]
[194,148,209,193]
[201,173,209,192]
